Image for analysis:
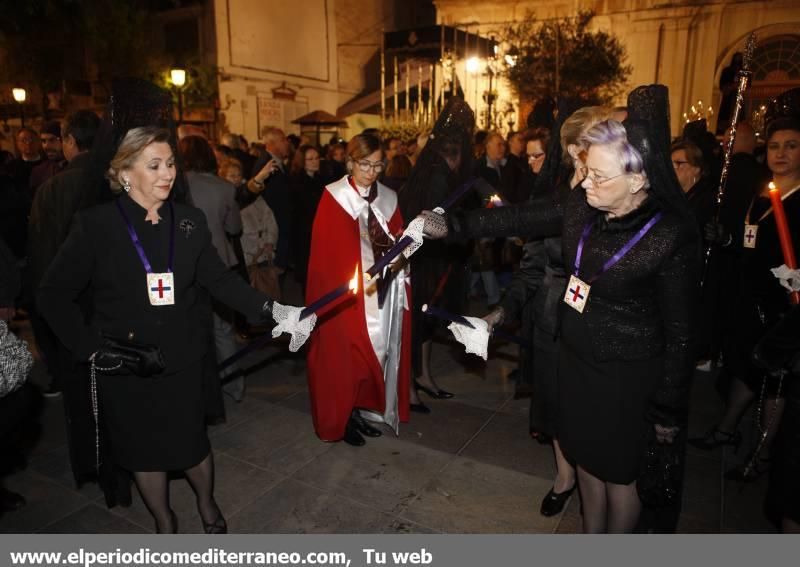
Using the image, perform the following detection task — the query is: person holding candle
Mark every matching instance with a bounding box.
[36,79,310,534]
[439,85,700,532]
[305,133,412,446]
[690,88,800,482]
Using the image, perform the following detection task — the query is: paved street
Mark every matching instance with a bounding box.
[1,291,775,534]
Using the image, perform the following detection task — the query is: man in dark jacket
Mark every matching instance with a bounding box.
[240,127,292,271]
[29,120,66,194]
[26,109,101,397]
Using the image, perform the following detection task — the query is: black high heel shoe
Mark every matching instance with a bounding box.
[688,427,742,452]
[350,411,382,437]
[539,484,576,517]
[203,511,227,534]
[414,380,454,400]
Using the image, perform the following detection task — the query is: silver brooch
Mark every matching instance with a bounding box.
[179,219,195,238]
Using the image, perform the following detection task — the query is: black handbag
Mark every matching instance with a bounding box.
[94,334,166,377]
[638,434,684,509]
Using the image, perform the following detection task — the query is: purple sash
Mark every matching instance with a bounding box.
[574,212,663,283]
[115,199,175,273]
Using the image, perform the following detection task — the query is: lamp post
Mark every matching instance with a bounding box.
[12,88,26,127]
[170,67,187,124]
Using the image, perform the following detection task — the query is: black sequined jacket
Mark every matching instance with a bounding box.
[452,186,701,424]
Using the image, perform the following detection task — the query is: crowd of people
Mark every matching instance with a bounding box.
[1,77,798,535]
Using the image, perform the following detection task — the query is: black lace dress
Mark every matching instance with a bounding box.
[453,185,699,483]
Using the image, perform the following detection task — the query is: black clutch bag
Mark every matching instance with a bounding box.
[94,334,166,377]
[638,436,683,509]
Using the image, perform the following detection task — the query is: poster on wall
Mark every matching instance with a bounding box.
[257,96,309,137]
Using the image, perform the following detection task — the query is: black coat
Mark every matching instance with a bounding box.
[454,186,700,425]
[289,171,326,287]
[26,152,96,295]
[37,194,269,371]
[242,152,292,268]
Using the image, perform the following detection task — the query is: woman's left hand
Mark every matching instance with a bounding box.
[654,424,679,444]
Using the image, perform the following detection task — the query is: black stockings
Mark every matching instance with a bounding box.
[577,466,641,533]
[133,452,221,534]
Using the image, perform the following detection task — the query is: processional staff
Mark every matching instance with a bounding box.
[703,33,757,281]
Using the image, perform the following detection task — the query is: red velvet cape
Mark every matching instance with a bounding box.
[305,188,411,441]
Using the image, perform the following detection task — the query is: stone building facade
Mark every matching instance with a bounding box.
[433,0,800,135]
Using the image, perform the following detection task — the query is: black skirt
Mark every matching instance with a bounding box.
[530,326,559,438]
[98,359,210,472]
[558,308,659,484]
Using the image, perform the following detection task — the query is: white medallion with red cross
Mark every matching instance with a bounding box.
[564,274,590,313]
[743,224,758,249]
[146,272,175,306]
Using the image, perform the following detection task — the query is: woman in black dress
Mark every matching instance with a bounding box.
[445,86,699,532]
[484,106,610,518]
[38,125,300,534]
[399,99,480,406]
[690,89,800,482]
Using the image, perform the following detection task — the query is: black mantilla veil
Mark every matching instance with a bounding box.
[765,86,800,138]
[623,84,689,219]
[398,97,475,221]
[530,97,587,199]
[81,77,190,207]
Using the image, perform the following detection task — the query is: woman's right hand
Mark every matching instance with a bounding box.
[481,306,505,332]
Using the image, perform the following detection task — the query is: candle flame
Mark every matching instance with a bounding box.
[349,265,360,295]
[768,181,777,192]
[489,193,502,204]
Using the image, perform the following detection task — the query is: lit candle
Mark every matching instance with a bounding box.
[487,193,504,208]
[300,265,360,319]
[768,181,800,305]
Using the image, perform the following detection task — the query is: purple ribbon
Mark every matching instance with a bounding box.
[116,198,175,273]
[300,282,353,320]
[574,212,662,283]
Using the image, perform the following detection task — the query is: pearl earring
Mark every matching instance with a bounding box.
[122,177,131,193]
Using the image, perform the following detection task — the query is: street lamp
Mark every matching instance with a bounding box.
[12,88,26,127]
[466,57,481,74]
[170,67,187,124]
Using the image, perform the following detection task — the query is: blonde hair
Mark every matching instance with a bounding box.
[560,106,609,164]
[106,126,172,192]
[218,157,243,178]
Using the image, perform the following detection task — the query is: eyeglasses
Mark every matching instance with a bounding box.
[527,152,545,161]
[580,167,627,186]
[354,159,385,173]
[671,160,689,168]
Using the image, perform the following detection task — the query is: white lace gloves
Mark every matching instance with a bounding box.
[772,264,800,292]
[270,302,317,352]
[448,316,490,361]
[401,209,449,259]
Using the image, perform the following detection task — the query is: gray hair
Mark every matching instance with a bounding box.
[580,119,649,187]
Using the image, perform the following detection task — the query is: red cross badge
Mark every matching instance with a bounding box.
[743,224,758,249]
[146,272,175,306]
[564,275,590,313]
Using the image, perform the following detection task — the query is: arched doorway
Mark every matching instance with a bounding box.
[748,34,800,123]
